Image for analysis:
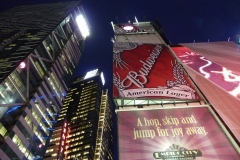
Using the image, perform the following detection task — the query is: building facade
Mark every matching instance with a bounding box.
[44,69,113,160]
[112,20,239,159]
[0,2,89,159]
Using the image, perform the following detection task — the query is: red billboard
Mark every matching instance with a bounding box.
[113,43,198,99]
[171,46,240,99]
[117,107,239,160]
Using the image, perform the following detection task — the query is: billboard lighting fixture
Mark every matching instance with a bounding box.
[111,37,115,43]
[19,62,26,69]
[100,72,105,86]
[84,69,98,79]
[123,25,134,31]
[135,16,139,24]
[76,15,90,38]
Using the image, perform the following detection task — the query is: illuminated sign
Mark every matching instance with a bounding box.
[171,46,240,99]
[113,43,198,99]
[76,15,90,38]
[60,123,67,153]
[100,72,105,85]
[117,107,239,160]
[153,148,202,159]
[58,122,68,160]
[84,69,98,79]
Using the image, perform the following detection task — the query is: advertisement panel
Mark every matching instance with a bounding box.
[118,107,239,160]
[171,46,240,99]
[113,43,198,99]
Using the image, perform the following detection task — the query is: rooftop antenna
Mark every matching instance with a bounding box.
[135,16,139,24]
[111,21,115,32]
[111,37,115,43]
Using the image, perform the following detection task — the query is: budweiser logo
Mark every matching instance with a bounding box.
[121,45,163,88]
[113,43,197,99]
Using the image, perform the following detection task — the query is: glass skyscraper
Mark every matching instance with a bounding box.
[0,1,89,159]
[44,69,113,160]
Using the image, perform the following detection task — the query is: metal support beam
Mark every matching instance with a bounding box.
[8,76,27,102]
[0,103,24,107]
[30,53,53,63]
[27,56,30,99]
[53,31,67,40]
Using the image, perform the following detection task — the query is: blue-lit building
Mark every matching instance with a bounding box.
[0,1,89,159]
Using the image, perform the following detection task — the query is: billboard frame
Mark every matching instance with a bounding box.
[116,105,240,160]
[113,44,208,109]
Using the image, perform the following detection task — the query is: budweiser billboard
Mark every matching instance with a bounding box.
[113,43,198,99]
[117,107,239,160]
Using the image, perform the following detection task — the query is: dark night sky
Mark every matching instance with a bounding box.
[1,0,240,159]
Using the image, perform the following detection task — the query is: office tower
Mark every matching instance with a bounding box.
[44,69,113,160]
[111,19,239,160]
[0,2,89,160]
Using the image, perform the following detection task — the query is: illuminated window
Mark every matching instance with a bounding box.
[12,134,34,159]
[51,153,57,157]
[31,108,49,134]
[35,61,45,77]
[0,123,7,138]
[46,149,54,153]
[84,151,89,155]
[35,103,52,127]
[10,72,23,89]
[64,66,69,74]
[85,145,90,148]
[24,116,46,145]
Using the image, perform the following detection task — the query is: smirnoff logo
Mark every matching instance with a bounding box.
[153,144,202,160]
[113,43,197,99]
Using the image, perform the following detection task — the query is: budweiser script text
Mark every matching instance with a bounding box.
[121,45,163,88]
